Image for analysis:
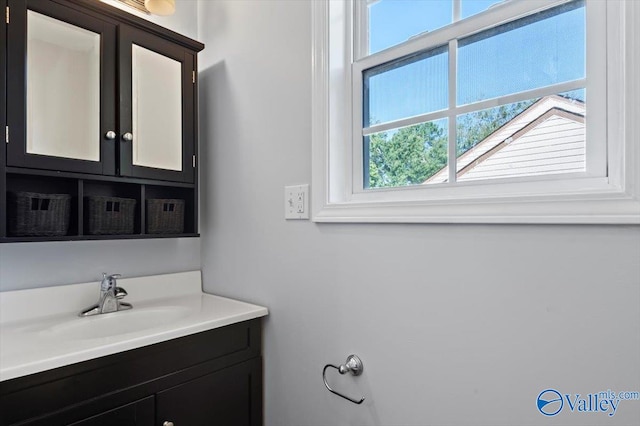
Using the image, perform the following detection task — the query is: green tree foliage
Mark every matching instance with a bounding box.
[368,121,447,188]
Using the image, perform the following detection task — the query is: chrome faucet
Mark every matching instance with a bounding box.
[79,273,133,317]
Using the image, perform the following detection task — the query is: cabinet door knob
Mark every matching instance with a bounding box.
[163,422,174,426]
[122,132,133,142]
[105,131,116,140]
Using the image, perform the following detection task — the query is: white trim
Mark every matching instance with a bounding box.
[447,38,457,185]
[585,0,607,177]
[311,197,640,224]
[311,0,329,208]
[607,0,628,192]
[622,0,640,205]
[311,0,640,224]
[453,0,461,23]
[353,0,368,60]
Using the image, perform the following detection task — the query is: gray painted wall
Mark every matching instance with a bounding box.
[0,1,201,292]
[1,1,638,424]
[0,238,200,291]
[197,1,640,425]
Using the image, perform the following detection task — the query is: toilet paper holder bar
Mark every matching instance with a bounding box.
[322,354,365,405]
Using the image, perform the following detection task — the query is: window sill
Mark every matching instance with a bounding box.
[312,196,640,224]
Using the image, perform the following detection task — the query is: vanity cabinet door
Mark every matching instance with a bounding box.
[9,397,155,426]
[6,0,117,175]
[68,396,155,426]
[156,358,262,426]
[118,25,196,184]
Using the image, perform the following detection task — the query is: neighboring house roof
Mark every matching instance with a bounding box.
[425,95,586,184]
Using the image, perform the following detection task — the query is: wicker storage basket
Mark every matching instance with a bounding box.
[7,192,72,237]
[86,196,136,235]
[147,199,185,234]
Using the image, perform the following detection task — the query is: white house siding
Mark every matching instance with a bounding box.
[459,115,585,181]
[427,95,586,184]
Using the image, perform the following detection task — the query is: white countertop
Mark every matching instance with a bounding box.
[0,271,268,382]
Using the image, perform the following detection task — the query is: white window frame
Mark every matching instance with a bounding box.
[311,0,640,224]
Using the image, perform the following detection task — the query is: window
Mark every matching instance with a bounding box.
[360,1,590,190]
[311,0,640,223]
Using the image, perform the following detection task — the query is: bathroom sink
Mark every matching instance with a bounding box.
[1,271,269,382]
[41,306,193,340]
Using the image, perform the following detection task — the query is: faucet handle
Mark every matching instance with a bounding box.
[100,273,122,292]
[114,286,128,299]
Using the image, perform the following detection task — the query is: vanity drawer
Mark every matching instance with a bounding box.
[0,319,262,426]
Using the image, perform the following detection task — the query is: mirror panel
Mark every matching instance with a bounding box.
[132,44,182,172]
[27,11,100,162]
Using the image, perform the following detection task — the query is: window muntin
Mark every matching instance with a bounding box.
[358,0,590,191]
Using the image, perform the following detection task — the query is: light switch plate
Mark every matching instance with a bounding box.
[284,184,309,219]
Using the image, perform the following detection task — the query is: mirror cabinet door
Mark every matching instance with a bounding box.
[27,10,100,162]
[119,26,195,183]
[7,0,116,174]
[131,44,183,172]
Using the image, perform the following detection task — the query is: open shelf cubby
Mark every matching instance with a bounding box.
[2,171,198,242]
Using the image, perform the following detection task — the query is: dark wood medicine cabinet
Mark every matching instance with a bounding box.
[0,0,204,242]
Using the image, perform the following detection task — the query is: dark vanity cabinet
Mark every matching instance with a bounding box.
[0,319,263,426]
[0,0,203,241]
[68,397,156,426]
